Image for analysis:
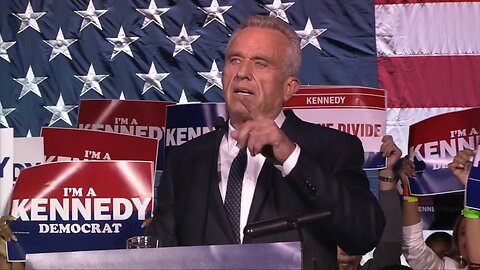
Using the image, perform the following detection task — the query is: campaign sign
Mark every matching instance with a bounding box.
[283,86,387,170]
[0,128,13,216]
[77,99,173,171]
[407,107,480,196]
[417,193,464,230]
[13,137,44,182]
[41,127,158,171]
[466,145,480,209]
[165,103,228,156]
[7,161,154,261]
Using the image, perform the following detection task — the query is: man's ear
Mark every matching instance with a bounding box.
[283,76,300,101]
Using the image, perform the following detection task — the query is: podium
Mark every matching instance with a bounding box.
[25,241,302,269]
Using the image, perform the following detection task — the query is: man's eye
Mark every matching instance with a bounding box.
[255,61,267,68]
[230,58,241,65]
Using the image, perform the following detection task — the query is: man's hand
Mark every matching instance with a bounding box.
[399,158,415,188]
[232,119,295,164]
[448,148,476,185]
[0,215,17,242]
[378,135,402,190]
[231,101,295,164]
[380,135,402,172]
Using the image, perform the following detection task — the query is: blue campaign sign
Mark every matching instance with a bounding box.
[165,103,228,156]
[466,148,480,209]
[409,159,466,196]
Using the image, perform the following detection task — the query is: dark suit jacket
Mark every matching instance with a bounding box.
[148,110,385,269]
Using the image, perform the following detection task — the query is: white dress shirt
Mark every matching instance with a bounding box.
[218,111,301,242]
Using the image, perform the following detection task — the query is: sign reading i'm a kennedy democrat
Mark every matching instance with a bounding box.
[407,107,480,196]
[41,127,158,171]
[77,100,173,171]
[283,86,387,170]
[7,161,154,262]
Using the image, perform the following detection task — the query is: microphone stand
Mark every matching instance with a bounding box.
[243,210,331,270]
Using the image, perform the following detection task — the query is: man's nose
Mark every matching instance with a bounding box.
[235,61,252,80]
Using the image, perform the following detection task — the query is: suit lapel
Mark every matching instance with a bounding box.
[204,125,238,243]
[246,111,298,224]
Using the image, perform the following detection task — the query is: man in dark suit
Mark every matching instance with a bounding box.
[147,15,385,269]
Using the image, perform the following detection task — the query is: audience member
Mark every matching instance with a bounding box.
[449,148,480,269]
[425,231,452,259]
[338,135,403,270]
[401,150,478,269]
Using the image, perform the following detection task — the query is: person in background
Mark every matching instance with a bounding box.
[147,15,385,269]
[338,135,404,270]
[425,231,452,259]
[0,215,23,270]
[448,148,480,270]
[400,147,480,269]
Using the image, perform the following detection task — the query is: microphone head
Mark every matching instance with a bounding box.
[214,116,226,130]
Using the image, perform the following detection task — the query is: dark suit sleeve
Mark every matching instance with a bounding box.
[287,135,385,255]
[146,151,178,246]
[369,189,402,269]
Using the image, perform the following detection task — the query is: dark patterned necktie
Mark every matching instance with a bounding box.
[224,147,247,243]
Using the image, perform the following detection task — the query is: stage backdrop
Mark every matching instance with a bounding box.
[0,0,479,228]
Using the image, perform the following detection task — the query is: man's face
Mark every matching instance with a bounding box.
[222,27,298,125]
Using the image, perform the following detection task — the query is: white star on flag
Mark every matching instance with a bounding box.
[136,62,169,95]
[13,1,46,33]
[119,91,126,100]
[106,26,139,59]
[198,60,223,93]
[44,28,77,61]
[178,89,190,104]
[43,94,78,126]
[13,66,47,99]
[295,18,327,50]
[74,64,109,96]
[263,0,295,23]
[0,101,15,128]
[136,0,170,29]
[74,0,108,31]
[167,25,200,57]
[198,0,232,27]
[0,34,16,63]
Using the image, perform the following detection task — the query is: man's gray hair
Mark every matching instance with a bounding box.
[227,15,302,77]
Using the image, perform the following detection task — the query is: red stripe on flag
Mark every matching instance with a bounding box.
[375,0,480,4]
[378,55,480,108]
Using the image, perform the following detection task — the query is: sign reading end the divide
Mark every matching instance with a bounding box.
[283,86,387,170]
[7,161,154,262]
[407,107,480,196]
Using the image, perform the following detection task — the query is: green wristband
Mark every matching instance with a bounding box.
[463,207,480,219]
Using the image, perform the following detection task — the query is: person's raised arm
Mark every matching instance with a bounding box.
[370,135,403,269]
[400,159,445,269]
[449,149,480,268]
[399,159,420,227]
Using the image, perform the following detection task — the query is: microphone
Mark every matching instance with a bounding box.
[243,210,332,239]
[214,116,226,131]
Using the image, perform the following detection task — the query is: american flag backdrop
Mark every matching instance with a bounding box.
[0,0,479,154]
